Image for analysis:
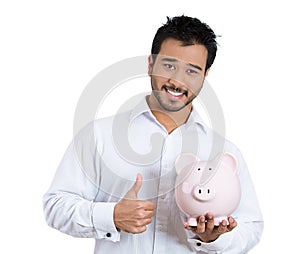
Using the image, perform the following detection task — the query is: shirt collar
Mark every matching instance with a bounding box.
[186,107,208,134]
[129,96,208,134]
[129,96,152,122]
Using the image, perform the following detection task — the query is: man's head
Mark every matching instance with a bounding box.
[148,15,218,114]
[151,15,217,72]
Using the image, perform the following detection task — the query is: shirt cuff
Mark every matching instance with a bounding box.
[92,202,120,242]
[188,230,234,253]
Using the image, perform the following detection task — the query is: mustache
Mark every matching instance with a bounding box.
[162,84,188,96]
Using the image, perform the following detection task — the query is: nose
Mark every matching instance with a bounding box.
[193,186,215,201]
[168,70,185,87]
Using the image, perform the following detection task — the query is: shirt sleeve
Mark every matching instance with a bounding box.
[187,145,264,253]
[43,124,120,242]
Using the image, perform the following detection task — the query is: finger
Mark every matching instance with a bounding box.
[125,173,143,199]
[184,226,198,232]
[133,217,153,227]
[227,216,237,231]
[144,218,153,225]
[143,201,156,211]
[134,200,156,210]
[131,225,147,234]
[183,222,196,231]
[140,218,153,226]
[136,209,155,219]
[196,215,206,233]
[133,173,143,195]
[205,212,215,232]
[217,220,228,235]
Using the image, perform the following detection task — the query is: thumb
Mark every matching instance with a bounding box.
[125,173,143,199]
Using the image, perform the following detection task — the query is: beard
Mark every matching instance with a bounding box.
[151,84,197,112]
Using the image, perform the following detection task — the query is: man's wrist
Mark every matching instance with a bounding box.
[195,233,219,243]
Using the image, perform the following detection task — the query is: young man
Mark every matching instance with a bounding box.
[43,16,263,253]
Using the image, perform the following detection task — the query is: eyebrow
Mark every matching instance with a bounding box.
[161,57,203,71]
[188,63,202,71]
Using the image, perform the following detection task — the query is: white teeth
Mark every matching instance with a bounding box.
[167,89,183,97]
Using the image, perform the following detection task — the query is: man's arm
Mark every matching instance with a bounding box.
[42,141,120,241]
[43,123,155,240]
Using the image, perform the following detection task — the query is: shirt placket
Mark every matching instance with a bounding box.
[152,131,180,253]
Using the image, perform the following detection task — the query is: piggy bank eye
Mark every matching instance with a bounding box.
[198,168,201,171]
[209,168,212,171]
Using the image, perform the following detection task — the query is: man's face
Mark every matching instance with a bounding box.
[148,38,209,112]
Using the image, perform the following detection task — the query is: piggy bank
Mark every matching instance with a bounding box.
[174,152,241,226]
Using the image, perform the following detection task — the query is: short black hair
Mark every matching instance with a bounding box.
[151,15,218,71]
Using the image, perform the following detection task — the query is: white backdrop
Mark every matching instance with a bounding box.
[1,0,299,253]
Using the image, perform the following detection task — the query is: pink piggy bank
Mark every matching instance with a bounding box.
[174,152,241,226]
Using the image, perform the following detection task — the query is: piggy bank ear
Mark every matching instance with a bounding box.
[222,153,238,173]
[175,153,197,175]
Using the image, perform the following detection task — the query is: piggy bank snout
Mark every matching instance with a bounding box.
[193,185,216,201]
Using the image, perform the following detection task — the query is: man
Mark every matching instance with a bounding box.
[43,15,263,253]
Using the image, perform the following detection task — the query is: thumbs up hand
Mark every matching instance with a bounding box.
[113,173,156,234]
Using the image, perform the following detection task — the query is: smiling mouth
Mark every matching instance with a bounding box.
[162,85,188,98]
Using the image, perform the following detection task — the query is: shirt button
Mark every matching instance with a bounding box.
[196,242,201,246]
[106,232,111,237]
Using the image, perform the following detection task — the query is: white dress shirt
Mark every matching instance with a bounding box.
[43,97,263,254]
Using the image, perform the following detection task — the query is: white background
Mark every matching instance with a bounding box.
[1,0,299,253]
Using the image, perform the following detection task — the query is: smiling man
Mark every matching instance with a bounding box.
[43,15,264,254]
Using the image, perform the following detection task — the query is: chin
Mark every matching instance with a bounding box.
[159,100,193,112]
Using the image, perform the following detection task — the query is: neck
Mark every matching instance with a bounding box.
[146,95,192,134]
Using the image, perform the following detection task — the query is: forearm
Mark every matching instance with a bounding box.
[43,135,120,241]
[43,191,120,241]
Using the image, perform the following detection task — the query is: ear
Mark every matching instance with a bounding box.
[148,55,153,76]
[175,153,197,175]
[205,67,210,77]
[222,152,238,173]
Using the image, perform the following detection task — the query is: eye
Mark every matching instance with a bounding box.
[186,69,198,74]
[164,64,175,70]
[198,168,201,171]
[209,168,212,171]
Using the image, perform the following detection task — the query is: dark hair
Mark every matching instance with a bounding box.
[151,15,218,71]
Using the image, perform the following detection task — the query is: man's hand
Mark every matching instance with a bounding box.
[113,173,156,234]
[184,212,237,242]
